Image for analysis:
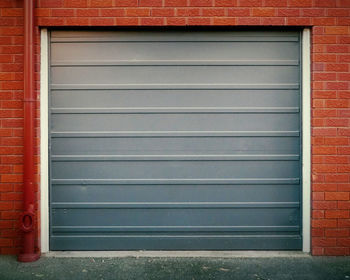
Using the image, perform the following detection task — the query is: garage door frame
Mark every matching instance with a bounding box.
[39,28,311,253]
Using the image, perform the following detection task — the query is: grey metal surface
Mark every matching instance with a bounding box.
[49,30,301,250]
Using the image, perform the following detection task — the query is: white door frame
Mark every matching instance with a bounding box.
[40,28,311,253]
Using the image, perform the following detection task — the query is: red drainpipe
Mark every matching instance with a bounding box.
[18,0,40,262]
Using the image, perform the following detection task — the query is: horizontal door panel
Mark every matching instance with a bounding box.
[51,160,300,179]
[51,136,300,155]
[51,113,299,132]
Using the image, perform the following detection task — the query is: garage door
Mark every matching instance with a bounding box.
[49,30,302,250]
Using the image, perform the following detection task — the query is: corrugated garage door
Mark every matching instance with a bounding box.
[49,30,302,250]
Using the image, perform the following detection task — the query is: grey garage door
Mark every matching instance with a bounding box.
[49,29,302,250]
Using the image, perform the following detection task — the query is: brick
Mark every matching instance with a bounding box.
[312,219,337,228]
[214,0,237,6]
[313,192,325,201]
[313,210,325,219]
[39,0,64,8]
[125,8,150,16]
[287,17,311,25]
[1,211,19,220]
[325,175,349,183]
[302,8,325,17]
[264,0,287,7]
[339,55,350,62]
[312,146,337,155]
[89,18,115,25]
[252,8,275,16]
[337,0,350,7]
[315,0,336,7]
[37,17,65,25]
[338,128,350,136]
[277,8,299,16]
[189,0,213,6]
[89,0,113,7]
[338,36,350,44]
[289,0,312,7]
[325,210,349,219]
[325,63,348,72]
[325,119,348,127]
[337,238,350,247]
[239,0,262,6]
[313,73,336,81]
[0,202,13,210]
[166,17,186,25]
[139,0,163,6]
[237,17,261,25]
[77,9,100,16]
[312,228,325,237]
[313,109,337,117]
[63,0,87,7]
[140,17,165,25]
[64,17,89,25]
[325,229,349,237]
[338,147,350,155]
[339,91,350,99]
[151,8,175,16]
[35,8,51,17]
[325,192,349,201]
[338,201,350,209]
[0,220,13,229]
[325,82,348,90]
[338,109,350,117]
[164,0,187,6]
[1,8,23,17]
[212,17,236,25]
[313,18,336,26]
[338,17,350,25]
[328,8,350,16]
[1,174,22,183]
[325,156,347,164]
[0,238,13,247]
[326,45,349,53]
[338,184,350,192]
[313,164,337,173]
[313,128,337,136]
[52,9,75,17]
[339,219,350,227]
[312,237,337,247]
[312,137,325,145]
[313,183,337,192]
[325,26,350,35]
[228,8,250,16]
[313,90,336,99]
[176,8,201,16]
[202,8,225,16]
[324,247,349,256]
[188,17,211,25]
[313,201,337,210]
[115,0,138,6]
[338,73,350,81]
[324,137,349,145]
[1,193,22,201]
[261,17,285,25]
[313,54,337,63]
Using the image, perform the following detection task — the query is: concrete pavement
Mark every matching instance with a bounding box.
[0,254,349,280]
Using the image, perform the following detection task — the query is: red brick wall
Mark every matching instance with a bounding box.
[0,0,349,256]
